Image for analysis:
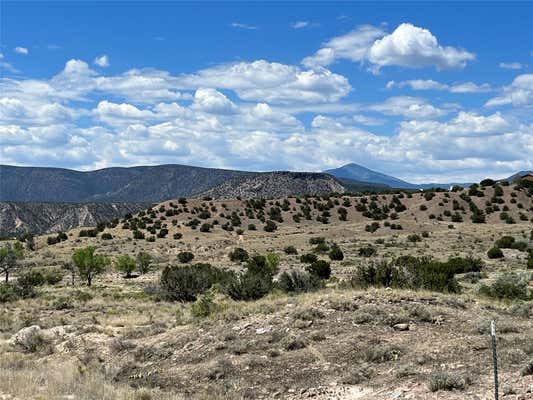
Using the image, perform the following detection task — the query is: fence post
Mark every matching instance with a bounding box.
[491,320,499,400]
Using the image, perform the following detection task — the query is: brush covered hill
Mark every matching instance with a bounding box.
[0,202,150,237]
[197,171,348,199]
[33,181,531,262]
[0,166,390,235]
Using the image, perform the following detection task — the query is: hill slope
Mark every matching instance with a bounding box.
[505,170,533,183]
[198,171,347,199]
[0,202,150,236]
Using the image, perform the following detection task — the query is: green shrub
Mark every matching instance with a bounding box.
[200,223,211,233]
[300,253,318,264]
[17,269,45,287]
[479,272,529,300]
[115,254,136,278]
[191,291,219,318]
[352,261,406,289]
[228,248,249,263]
[365,222,380,233]
[73,290,93,302]
[494,236,528,251]
[328,244,344,261]
[42,267,64,285]
[177,251,195,264]
[277,270,322,293]
[480,178,495,187]
[414,261,461,293]
[358,246,376,257]
[12,270,43,299]
[225,255,279,301]
[0,283,18,303]
[495,236,516,248]
[47,236,59,245]
[487,247,504,259]
[263,220,277,232]
[160,263,234,302]
[429,372,470,392]
[313,242,330,253]
[101,233,113,240]
[136,252,152,274]
[132,230,145,240]
[407,234,422,243]
[306,260,331,280]
[247,254,279,277]
[284,246,298,255]
[451,212,463,222]
[350,256,462,293]
[444,257,483,274]
[309,237,326,245]
[225,269,273,301]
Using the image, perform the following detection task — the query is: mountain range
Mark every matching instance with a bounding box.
[0,164,384,203]
[324,163,473,189]
[1,162,529,236]
[2,163,528,204]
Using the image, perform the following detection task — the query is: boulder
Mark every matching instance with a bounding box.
[9,325,43,350]
[393,323,410,331]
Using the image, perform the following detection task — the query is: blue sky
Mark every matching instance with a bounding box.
[1,1,532,182]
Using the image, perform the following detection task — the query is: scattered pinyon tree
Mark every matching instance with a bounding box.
[72,246,109,286]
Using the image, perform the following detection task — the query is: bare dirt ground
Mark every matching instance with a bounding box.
[1,186,532,399]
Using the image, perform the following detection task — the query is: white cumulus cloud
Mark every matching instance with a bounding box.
[387,79,491,93]
[304,23,474,72]
[367,23,474,72]
[303,25,384,68]
[94,55,110,67]
[191,88,238,115]
[14,47,29,55]
[369,96,450,119]
[292,21,310,29]
[499,62,523,70]
[486,74,533,107]
[231,22,257,30]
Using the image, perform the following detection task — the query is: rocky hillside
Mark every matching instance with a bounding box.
[0,202,150,236]
[197,171,347,199]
